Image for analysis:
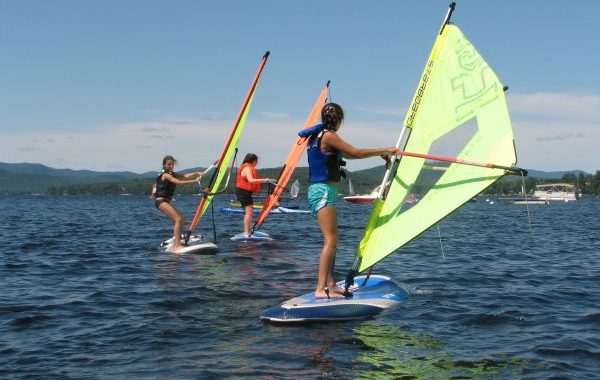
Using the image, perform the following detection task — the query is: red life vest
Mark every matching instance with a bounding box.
[236,163,261,192]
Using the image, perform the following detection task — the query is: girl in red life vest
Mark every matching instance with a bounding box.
[153,155,204,252]
[235,153,274,237]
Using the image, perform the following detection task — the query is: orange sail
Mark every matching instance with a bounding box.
[253,81,329,231]
[186,51,270,240]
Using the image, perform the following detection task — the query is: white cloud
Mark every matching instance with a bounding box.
[140,126,168,132]
[506,92,599,172]
[534,133,584,142]
[2,119,232,172]
[507,92,600,122]
[1,92,598,173]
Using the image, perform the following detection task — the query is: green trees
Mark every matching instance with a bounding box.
[38,169,600,197]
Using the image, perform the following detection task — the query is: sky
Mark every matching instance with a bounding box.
[1,0,599,174]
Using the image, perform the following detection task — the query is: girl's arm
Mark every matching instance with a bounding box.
[242,167,272,184]
[176,171,204,180]
[162,172,200,185]
[322,132,396,159]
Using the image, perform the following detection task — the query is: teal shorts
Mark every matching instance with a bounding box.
[307,183,338,216]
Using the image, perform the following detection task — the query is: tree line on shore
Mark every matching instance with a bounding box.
[45,170,600,197]
[486,171,600,196]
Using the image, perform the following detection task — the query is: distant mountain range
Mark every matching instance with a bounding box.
[0,162,154,194]
[0,161,590,195]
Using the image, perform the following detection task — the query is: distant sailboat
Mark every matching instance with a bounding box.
[343,186,379,204]
[343,177,381,204]
[290,179,300,199]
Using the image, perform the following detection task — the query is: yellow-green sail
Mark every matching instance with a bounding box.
[187,52,269,236]
[200,91,256,217]
[355,23,517,272]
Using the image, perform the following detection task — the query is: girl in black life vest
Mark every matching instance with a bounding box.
[153,155,204,252]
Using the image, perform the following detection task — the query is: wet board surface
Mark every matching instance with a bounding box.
[160,235,218,254]
[260,275,408,323]
[219,207,310,215]
[230,231,273,242]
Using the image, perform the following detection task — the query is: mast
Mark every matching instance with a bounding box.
[186,51,270,240]
[346,1,523,291]
[348,3,457,278]
[252,81,330,232]
[374,2,456,201]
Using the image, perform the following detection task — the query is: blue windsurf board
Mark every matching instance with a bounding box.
[230,231,273,242]
[220,206,310,215]
[260,275,408,323]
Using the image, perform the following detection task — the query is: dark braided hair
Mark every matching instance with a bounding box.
[321,103,344,131]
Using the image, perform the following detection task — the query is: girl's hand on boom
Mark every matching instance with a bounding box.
[380,147,397,162]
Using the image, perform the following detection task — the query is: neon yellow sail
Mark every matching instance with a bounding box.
[355,22,518,272]
[199,91,256,219]
[187,52,269,237]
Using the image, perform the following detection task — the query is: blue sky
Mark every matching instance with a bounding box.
[1,0,599,173]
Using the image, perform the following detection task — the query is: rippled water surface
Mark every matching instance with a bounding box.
[1,195,599,379]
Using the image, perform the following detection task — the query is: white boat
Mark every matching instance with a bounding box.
[344,182,417,205]
[533,183,579,202]
[499,182,548,205]
[510,198,548,205]
[343,183,380,204]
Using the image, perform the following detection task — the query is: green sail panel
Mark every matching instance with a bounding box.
[200,91,256,217]
[356,24,517,272]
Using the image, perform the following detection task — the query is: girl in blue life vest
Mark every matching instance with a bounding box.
[235,153,274,237]
[306,103,396,299]
[153,155,204,252]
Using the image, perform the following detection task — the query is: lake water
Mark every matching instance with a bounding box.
[1,194,599,379]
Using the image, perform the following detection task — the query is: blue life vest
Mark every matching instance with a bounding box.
[304,124,345,183]
[155,170,177,200]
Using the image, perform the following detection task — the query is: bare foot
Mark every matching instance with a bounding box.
[329,286,352,295]
[315,288,344,299]
[315,290,329,299]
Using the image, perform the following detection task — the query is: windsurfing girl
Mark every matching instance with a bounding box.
[153,155,204,252]
[306,103,396,299]
[235,153,274,237]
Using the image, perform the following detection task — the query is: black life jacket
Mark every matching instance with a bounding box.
[155,170,177,200]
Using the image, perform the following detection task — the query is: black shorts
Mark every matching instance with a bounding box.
[235,188,254,207]
[155,198,171,209]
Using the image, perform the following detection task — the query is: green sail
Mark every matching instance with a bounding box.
[356,24,517,272]
[187,52,269,237]
[200,91,256,216]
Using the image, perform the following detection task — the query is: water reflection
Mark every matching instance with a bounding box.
[350,321,528,379]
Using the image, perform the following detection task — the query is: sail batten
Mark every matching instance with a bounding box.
[354,23,519,273]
